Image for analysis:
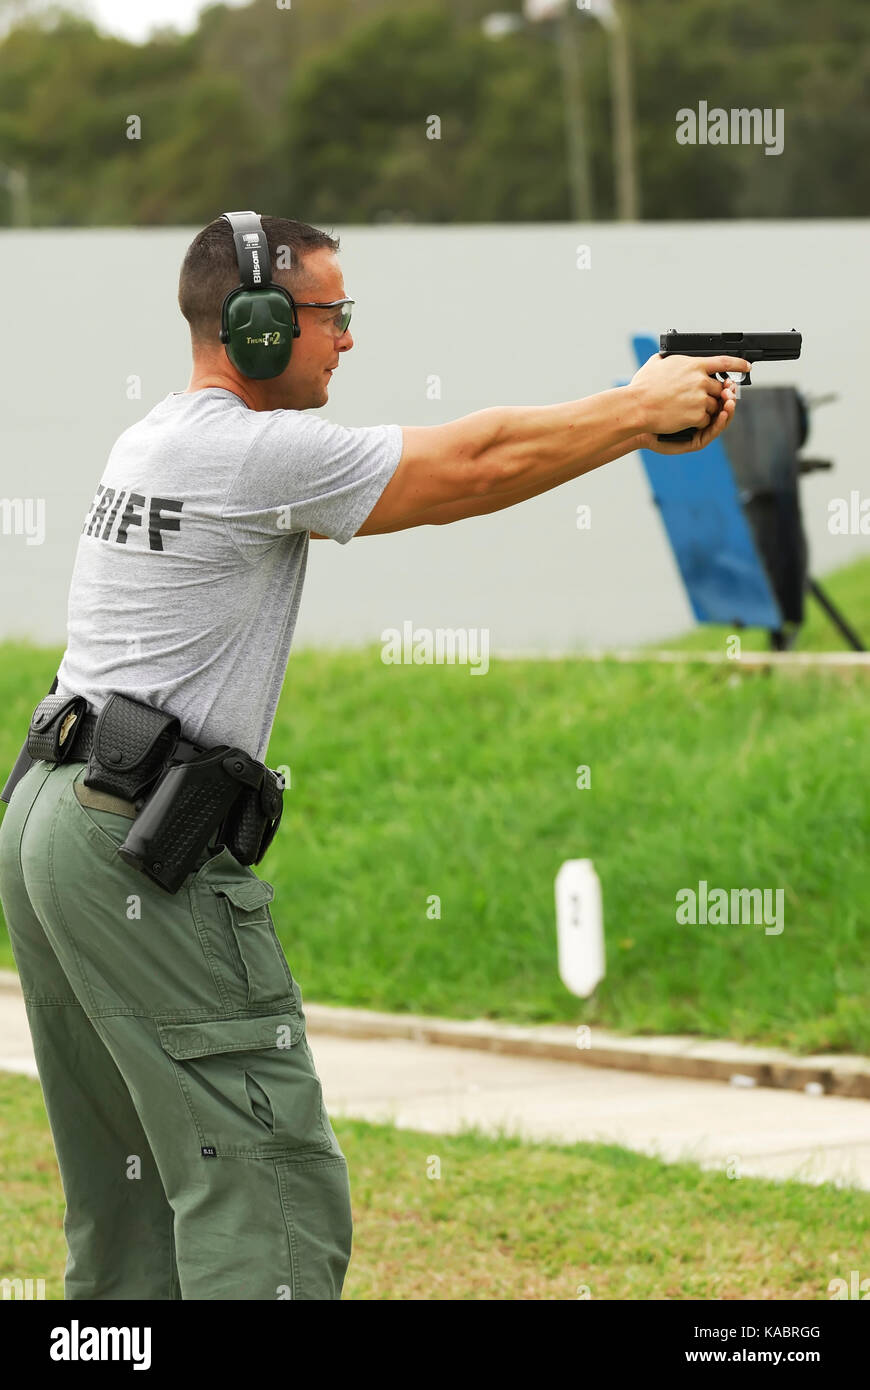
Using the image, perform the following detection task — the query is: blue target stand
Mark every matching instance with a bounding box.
[622,334,782,634]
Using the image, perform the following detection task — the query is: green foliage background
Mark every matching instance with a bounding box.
[0,0,867,225]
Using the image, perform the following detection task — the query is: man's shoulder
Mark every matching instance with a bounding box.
[109,389,260,454]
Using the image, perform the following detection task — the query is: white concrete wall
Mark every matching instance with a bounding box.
[1,221,866,652]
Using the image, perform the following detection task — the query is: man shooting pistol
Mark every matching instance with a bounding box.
[0,202,805,1304]
[656,330,802,443]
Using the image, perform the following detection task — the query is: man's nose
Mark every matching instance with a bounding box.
[339,332,353,352]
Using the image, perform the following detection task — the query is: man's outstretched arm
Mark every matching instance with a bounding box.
[357,434,649,533]
[353,352,749,537]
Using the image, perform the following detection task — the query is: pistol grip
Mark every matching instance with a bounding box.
[656,427,697,444]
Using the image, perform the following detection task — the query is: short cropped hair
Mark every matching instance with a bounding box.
[178,214,340,344]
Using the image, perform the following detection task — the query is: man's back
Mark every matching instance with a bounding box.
[56,387,402,760]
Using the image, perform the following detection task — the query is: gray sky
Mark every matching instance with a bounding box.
[5,0,252,42]
[84,0,250,41]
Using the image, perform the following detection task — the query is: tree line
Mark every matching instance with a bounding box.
[0,0,867,226]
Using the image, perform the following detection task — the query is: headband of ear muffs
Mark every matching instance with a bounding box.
[218,210,300,379]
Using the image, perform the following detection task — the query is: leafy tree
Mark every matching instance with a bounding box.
[0,0,867,225]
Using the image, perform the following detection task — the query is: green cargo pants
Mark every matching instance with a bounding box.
[0,758,352,1300]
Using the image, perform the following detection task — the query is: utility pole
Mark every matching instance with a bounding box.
[601,0,640,220]
[492,0,639,220]
[523,0,640,221]
[0,165,31,226]
[557,4,594,221]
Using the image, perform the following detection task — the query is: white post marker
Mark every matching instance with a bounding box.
[555,859,605,997]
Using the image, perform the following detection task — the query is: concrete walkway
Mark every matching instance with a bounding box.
[3,974,870,1191]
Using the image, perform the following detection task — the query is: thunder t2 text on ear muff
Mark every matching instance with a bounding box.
[218,210,300,380]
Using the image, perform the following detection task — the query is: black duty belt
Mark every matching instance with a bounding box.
[3,689,285,893]
[35,708,204,775]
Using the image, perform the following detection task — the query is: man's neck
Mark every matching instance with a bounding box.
[186,365,258,408]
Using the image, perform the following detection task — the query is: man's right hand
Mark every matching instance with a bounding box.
[629,351,752,436]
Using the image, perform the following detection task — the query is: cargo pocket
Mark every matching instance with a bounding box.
[202,876,295,1011]
[157,1011,333,1159]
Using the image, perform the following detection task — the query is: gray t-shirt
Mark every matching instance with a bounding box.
[55,388,403,761]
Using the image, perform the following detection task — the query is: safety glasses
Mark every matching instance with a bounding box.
[294,298,355,336]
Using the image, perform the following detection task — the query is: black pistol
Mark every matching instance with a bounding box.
[657,330,802,443]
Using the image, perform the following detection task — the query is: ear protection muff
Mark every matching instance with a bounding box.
[218,210,300,379]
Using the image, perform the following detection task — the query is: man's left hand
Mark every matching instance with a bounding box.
[636,380,740,454]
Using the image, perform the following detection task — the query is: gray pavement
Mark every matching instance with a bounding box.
[308,1033,870,1190]
[3,975,870,1192]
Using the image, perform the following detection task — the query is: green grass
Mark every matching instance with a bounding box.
[0,1070,866,1300]
[1,558,868,1054]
